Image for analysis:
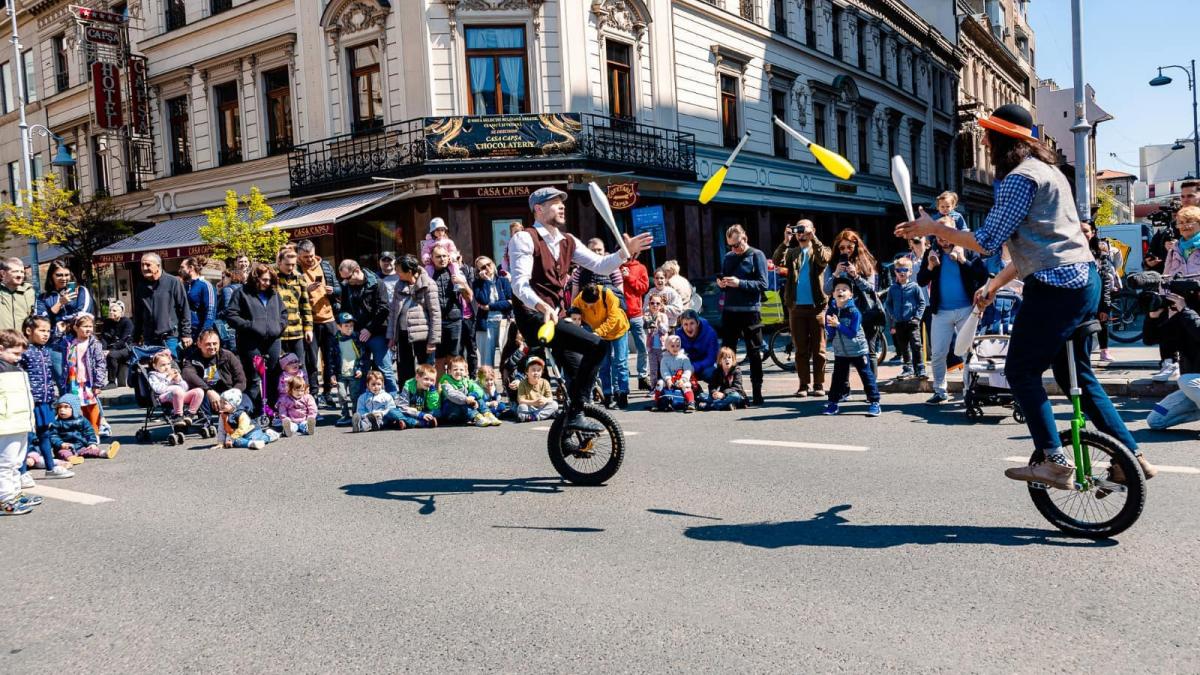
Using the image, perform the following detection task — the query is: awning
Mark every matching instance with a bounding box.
[265,189,397,230]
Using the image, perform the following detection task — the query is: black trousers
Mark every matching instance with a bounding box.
[892,322,923,368]
[514,304,606,414]
[460,316,478,377]
[720,310,764,394]
[305,321,339,395]
[239,336,281,416]
[394,334,432,386]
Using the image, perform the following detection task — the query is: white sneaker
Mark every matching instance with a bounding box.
[281,418,296,437]
[19,473,35,489]
[356,414,374,433]
[248,440,266,450]
[45,465,74,479]
[1152,359,1178,382]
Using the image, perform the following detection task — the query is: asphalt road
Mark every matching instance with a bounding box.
[5,375,1199,673]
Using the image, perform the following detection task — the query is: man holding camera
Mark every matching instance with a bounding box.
[773,219,832,396]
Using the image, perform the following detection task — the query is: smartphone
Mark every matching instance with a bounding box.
[836,255,849,267]
[66,281,77,294]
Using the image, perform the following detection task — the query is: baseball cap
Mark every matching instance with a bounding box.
[528,186,568,210]
[379,251,396,261]
[337,312,354,324]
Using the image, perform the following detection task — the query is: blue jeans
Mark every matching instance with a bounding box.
[477,318,503,367]
[439,401,481,425]
[25,402,57,472]
[828,355,880,403]
[703,391,745,410]
[163,336,180,359]
[599,336,630,395]
[627,316,648,379]
[231,428,273,448]
[1004,267,1137,452]
[362,335,398,394]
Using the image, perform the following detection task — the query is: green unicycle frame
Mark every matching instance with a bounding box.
[1064,337,1092,487]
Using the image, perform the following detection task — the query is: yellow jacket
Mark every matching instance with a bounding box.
[0,367,35,436]
[571,287,629,340]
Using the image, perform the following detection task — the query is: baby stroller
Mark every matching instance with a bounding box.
[979,288,1022,335]
[130,345,218,446]
[252,354,278,430]
[962,333,1024,423]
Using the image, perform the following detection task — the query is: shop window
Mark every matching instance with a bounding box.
[167,95,192,175]
[53,35,69,92]
[771,89,788,158]
[349,43,383,134]
[465,26,529,115]
[263,67,293,155]
[605,41,633,122]
[214,81,242,166]
[719,73,740,148]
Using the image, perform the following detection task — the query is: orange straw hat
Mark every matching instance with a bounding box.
[978,103,1039,142]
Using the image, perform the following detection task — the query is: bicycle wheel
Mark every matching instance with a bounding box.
[547,403,626,486]
[769,327,796,371]
[1027,429,1145,539]
[1107,294,1143,344]
[870,331,888,367]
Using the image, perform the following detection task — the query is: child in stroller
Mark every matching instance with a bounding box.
[962,332,1024,423]
[131,345,217,446]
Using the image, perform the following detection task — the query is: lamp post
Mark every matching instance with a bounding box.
[1149,59,1200,180]
[1068,0,1091,222]
[8,2,75,291]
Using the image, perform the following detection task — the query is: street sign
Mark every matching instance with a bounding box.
[631,205,666,248]
[85,26,120,45]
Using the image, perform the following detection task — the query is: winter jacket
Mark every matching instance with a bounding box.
[48,394,97,448]
[472,275,513,324]
[278,393,319,422]
[675,317,720,375]
[185,276,217,339]
[300,258,341,324]
[147,368,186,397]
[222,284,287,345]
[659,352,694,384]
[180,346,247,394]
[0,282,36,332]
[1163,240,1200,278]
[720,246,770,313]
[389,272,442,345]
[571,286,630,340]
[397,379,440,416]
[100,317,134,351]
[0,360,34,435]
[57,335,107,391]
[439,373,485,407]
[340,269,388,338]
[38,285,97,335]
[133,272,190,343]
[884,281,927,326]
[431,267,467,324]
[620,260,650,319]
[825,298,869,357]
[772,237,832,308]
[708,365,747,398]
[336,335,363,379]
[219,410,256,442]
[356,390,396,416]
[20,344,60,404]
[916,247,988,314]
[275,270,314,341]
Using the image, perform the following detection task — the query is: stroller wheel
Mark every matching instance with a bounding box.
[965,406,983,421]
[174,432,186,445]
[135,428,151,444]
[197,426,211,439]
[1012,406,1026,424]
[166,433,178,446]
[206,425,218,438]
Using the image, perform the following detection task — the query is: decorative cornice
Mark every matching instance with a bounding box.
[711,44,753,71]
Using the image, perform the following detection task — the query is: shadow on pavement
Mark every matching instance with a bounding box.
[683,504,1116,549]
[340,477,564,515]
[647,508,723,520]
[492,526,605,533]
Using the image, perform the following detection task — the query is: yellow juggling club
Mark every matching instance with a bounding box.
[772,116,857,180]
[537,320,556,345]
[699,131,751,204]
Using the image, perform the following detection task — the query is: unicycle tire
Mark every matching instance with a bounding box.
[1027,429,1145,539]
[547,403,625,486]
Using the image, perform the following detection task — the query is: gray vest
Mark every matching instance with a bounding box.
[1004,157,1094,277]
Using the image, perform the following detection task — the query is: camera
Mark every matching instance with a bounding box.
[1146,200,1181,234]
[1126,271,1200,313]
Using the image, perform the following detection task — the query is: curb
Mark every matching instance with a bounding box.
[878,375,1176,398]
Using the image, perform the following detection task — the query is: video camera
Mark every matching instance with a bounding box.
[1126,271,1200,313]
[1146,200,1181,235]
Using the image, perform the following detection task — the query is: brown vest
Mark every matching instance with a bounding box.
[522,226,575,310]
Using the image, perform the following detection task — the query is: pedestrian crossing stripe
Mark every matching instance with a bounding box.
[24,485,114,505]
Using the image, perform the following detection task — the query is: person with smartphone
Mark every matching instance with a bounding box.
[37,260,96,341]
[772,219,832,397]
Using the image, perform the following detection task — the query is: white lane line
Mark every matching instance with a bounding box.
[732,439,869,452]
[529,426,639,436]
[25,485,115,505]
[1002,457,1200,474]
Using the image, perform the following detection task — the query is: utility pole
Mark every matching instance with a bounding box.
[1069,0,1092,223]
[8,2,40,288]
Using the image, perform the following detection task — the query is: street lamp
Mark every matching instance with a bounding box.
[8,2,76,290]
[1149,60,1200,180]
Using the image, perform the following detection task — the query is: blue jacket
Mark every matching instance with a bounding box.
[676,317,720,375]
[916,246,988,313]
[48,394,97,449]
[37,285,97,337]
[20,343,60,404]
[186,277,218,338]
[54,335,107,390]
[720,247,770,313]
[472,275,513,323]
[825,298,869,357]
[884,281,927,326]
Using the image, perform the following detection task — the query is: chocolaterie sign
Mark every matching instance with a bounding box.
[424,113,582,160]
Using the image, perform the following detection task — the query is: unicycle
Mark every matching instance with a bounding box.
[1022,328,1145,539]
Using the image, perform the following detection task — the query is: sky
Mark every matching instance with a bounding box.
[1027,0,1200,176]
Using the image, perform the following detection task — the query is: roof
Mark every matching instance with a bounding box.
[1097,169,1136,180]
[94,201,297,256]
[265,189,396,230]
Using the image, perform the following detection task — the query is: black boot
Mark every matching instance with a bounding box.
[615,393,629,409]
[637,377,650,391]
[566,410,603,432]
[603,394,616,410]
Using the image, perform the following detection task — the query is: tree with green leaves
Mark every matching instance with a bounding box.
[1094,187,1119,227]
[0,173,132,285]
[199,187,286,264]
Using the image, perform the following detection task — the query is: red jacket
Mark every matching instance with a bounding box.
[621,259,650,319]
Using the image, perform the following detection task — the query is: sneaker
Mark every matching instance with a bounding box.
[352,413,364,432]
[282,418,296,437]
[898,367,914,380]
[1152,359,1178,382]
[171,416,188,432]
[1099,349,1113,362]
[1107,454,1159,484]
[925,393,949,405]
[486,412,503,427]
[248,440,266,450]
[684,403,696,414]
[470,415,489,427]
[367,415,381,432]
[306,416,318,434]
[1004,460,1074,490]
[565,412,604,432]
[16,492,43,508]
[1,499,31,516]
[821,403,839,415]
[19,472,34,490]
[335,415,353,428]
[105,442,120,459]
[794,388,810,398]
[916,370,928,380]
[867,402,881,417]
[45,465,74,479]
[812,387,826,397]
[837,393,849,403]
[264,429,281,442]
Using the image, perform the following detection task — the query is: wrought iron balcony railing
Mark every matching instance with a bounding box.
[287,113,696,196]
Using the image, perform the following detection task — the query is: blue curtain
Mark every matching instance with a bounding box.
[465,27,524,50]
[498,57,525,113]
[469,57,494,114]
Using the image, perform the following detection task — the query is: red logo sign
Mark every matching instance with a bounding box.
[128,56,149,135]
[71,5,127,23]
[606,182,639,210]
[85,26,120,45]
[92,62,123,130]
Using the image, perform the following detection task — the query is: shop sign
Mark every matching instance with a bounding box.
[424,113,582,161]
[286,223,334,240]
[92,62,123,130]
[631,205,666,248]
[128,56,150,135]
[84,26,120,45]
[606,182,638,210]
[441,185,533,201]
[71,5,128,23]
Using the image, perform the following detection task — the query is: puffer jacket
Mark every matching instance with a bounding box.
[825,298,869,357]
[388,272,442,345]
[571,286,630,340]
[20,343,60,403]
[47,394,95,448]
[0,360,34,435]
[0,283,36,332]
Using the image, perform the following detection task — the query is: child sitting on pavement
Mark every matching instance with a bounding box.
[19,316,72,479]
[278,376,319,437]
[702,347,747,411]
[655,334,697,413]
[439,356,499,427]
[334,312,363,427]
[216,389,280,449]
[823,277,881,417]
[476,365,510,420]
[884,257,928,380]
[354,370,408,432]
[396,363,440,428]
[147,349,205,430]
[516,356,559,422]
[48,394,120,463]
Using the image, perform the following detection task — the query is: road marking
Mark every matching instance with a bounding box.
[530,426,639,436]
[1002,457,1200,474]
[25,485,114,505]
[731,439,869,452]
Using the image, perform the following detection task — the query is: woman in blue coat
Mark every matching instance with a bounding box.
[471,256,512,367]
[37,261,96,341]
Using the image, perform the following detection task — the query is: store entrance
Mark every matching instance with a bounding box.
[474,205,529,267]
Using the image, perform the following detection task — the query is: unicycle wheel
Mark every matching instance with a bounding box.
[547,403,625,486]
[1026,429,1145,539]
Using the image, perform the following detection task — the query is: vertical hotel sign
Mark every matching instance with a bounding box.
[128,56,149,135]
[92,62,123,129]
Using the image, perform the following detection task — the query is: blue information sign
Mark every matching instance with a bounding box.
[631,205,666,248]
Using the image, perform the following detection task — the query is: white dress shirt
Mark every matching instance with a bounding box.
[508,222,627,310]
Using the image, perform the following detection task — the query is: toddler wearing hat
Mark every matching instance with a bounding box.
[822,277,881,417]
[276,352,308,401]
[216,388,279,449]
[421,217,462,278]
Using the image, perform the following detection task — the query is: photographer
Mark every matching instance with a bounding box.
[1143,283,1200,433]
[1151,200,1200,381]
[772,219,832,397]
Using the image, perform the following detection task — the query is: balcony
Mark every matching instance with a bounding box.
[287,113,697,197]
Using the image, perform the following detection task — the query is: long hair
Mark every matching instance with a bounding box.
[43,260,73,294]
[830,229,878,279]
[988,130,1060,179]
